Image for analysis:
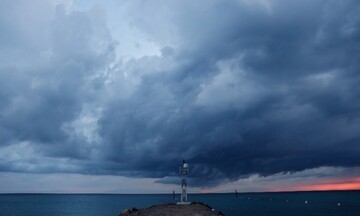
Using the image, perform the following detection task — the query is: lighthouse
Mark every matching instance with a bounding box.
[178,160,189,204]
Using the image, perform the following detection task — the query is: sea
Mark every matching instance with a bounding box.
[0,190,359,216]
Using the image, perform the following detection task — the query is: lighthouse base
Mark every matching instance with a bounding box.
[176,202,191,205]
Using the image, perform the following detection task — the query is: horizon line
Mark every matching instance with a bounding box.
[1,189,359,195]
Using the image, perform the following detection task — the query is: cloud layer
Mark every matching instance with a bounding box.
[1,0,360,188]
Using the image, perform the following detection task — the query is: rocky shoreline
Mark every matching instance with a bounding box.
[119,202,224,216]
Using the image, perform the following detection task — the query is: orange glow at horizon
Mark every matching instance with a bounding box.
[292,177,360,191]
[199,176,360,193]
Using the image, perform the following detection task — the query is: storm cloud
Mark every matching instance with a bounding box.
[1,0,360,188]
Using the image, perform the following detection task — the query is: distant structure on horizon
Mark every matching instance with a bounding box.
[178,160,189,204]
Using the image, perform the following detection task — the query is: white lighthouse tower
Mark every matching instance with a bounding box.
[178,160,189,204]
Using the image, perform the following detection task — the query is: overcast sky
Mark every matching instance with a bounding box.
[0,0,360,193]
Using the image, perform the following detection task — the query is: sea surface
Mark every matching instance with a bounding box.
[0,191,359,216]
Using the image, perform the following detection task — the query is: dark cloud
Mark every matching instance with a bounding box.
[0,2,115,157]
[1,0,360,187]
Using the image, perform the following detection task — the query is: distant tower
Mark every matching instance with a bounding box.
[179,160,189,203]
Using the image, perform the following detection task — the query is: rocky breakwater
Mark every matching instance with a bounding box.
[119,202,224,216]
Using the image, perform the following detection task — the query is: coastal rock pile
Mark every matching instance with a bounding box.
[119,202,224,216]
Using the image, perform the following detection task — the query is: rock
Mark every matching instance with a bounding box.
[119,202,224,216]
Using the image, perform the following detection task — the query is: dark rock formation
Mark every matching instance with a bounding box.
[119,202,224,216]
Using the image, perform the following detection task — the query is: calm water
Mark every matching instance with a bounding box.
[0,191,359,216]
